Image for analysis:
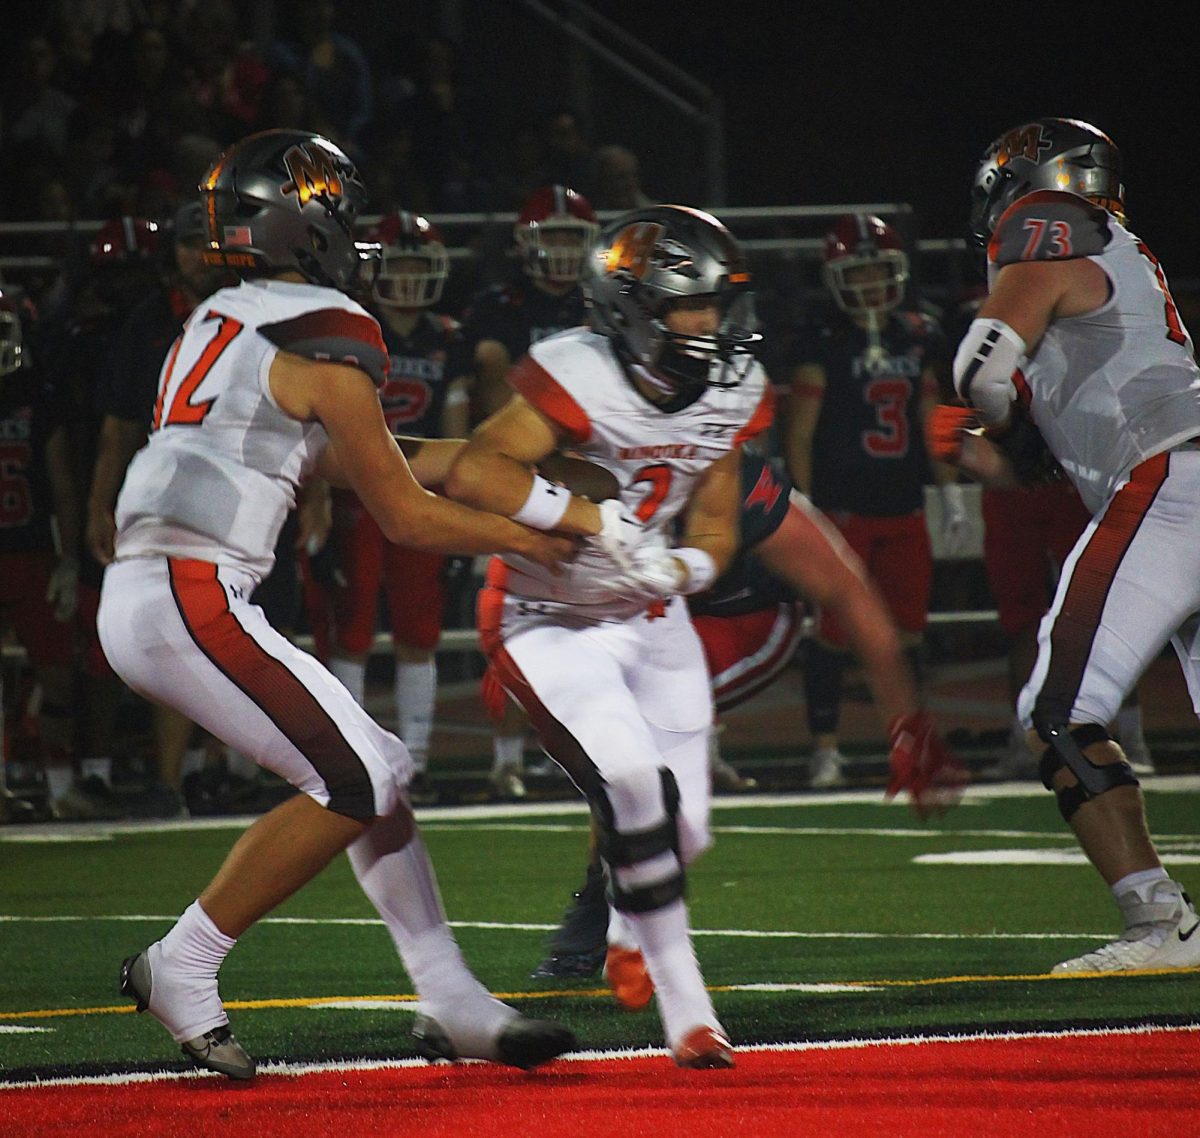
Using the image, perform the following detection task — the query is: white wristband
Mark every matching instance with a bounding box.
[673,546,718,595]
[511,474,571,530]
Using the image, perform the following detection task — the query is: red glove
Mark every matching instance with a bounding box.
[925,405,977,463]
[885,709,968,819]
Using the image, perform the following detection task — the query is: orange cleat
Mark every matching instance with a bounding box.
[603,946,655,1010]
[672,1025,735,1069]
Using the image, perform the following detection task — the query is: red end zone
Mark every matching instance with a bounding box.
[3,1027,1197,1137]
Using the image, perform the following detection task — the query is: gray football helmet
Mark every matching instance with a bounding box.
[969,118,1124,250]
[583,205,759,400]
[199,129,379,291]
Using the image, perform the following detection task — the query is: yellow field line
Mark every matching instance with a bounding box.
[5,964,1199,1023]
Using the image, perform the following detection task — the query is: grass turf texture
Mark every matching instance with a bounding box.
[2,786,1199,1079]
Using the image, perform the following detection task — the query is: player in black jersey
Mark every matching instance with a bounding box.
[784,213,968,788]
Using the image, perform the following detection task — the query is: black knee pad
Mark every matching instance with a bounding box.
[591,768,684,913]
[1034,720,1139,821]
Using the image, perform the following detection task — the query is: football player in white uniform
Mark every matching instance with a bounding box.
[99,130,578,1078]
[446,205,774,1068]
[938,118,1200,973]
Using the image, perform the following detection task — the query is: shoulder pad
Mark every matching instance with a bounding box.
[989,190,1111,268]
[260,307,389,386]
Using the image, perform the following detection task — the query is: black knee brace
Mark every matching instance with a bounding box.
[1035,720,1140,821]
[591,768,684,913]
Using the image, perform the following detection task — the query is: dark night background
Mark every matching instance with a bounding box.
[2,2,1194,281]
[592,3,1197,279]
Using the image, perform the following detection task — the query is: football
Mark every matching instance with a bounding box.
[537,452,621,502]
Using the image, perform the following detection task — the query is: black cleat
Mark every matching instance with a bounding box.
[119,951,256,1080]
[412,1013,576,1071]
[531,863,609,979]
[531,946,608,979]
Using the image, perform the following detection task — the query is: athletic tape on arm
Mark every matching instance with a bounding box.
[953,318,1026,427]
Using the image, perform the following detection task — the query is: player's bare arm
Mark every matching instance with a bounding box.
[393,436,468,488]
[783,363,824,494]
[444,393,603,537]
[758,494,918,725]
[957,258,1110,429]
[679,448,740,577]
[270,350,573,568]
[472,338,514,421]
[85,415,145,564]
[45,423,81,563]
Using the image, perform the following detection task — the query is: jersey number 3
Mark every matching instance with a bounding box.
[153,311,244,430]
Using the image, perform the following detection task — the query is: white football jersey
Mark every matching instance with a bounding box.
[499,326,773,611]
[989,192,1200,513]
[114,278,387,579]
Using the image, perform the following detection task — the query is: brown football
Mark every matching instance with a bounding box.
[537,452,621,502]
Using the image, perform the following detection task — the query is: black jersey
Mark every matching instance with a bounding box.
[98,285,193,426]
[375,311,470,438]
[688,451,796,619]
[794,308,946,515]
[460,276,587,361]
[0,368,67,554]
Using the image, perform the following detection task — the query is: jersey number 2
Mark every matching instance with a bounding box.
[153,311,244,429]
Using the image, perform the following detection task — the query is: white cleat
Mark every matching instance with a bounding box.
[1052,881,1200,974]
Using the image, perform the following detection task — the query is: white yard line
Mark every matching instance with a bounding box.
[0,913,1114,940]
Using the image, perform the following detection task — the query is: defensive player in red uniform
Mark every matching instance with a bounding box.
[785,214,967,788]
[0,291,85,819]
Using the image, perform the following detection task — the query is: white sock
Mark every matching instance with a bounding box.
[180,748,207,780]
[347,815,509,1046]
[149,900,237,1042]
[606,906,638,950]
[395,661,436,772]
[1112,867,1170,904]
[45,766,73,801]
[624,899,719,1048]
[491,733,524,774]
[330,657,367,705]
[79,756,112,785]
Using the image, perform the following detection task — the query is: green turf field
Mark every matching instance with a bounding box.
[3,781,1199,1079]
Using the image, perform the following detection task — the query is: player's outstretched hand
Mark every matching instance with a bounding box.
[925,404,977,464]
[885,709,968,819]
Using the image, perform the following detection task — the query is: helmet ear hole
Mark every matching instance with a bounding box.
[309,228,329,254]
